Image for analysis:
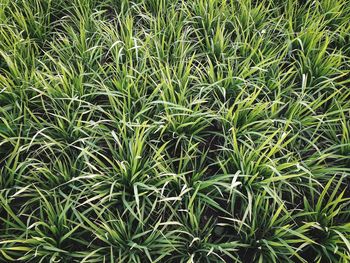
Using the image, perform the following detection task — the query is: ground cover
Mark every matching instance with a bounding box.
[0,0,350,262]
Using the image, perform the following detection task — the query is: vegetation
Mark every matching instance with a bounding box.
[1,0,350,262]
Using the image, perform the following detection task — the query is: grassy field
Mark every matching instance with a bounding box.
[0,0,350,262]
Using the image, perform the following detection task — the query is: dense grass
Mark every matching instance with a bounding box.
[0,0,350,262]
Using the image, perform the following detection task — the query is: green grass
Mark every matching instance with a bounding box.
[0,0,350,262]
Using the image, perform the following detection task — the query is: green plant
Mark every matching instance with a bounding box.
[1,0,350,262]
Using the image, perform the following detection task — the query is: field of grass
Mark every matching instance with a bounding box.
[0,0,350,262]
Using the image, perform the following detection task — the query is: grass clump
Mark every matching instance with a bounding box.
[1,0,350,262]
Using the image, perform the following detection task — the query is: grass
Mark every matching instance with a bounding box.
[0,0,350,262]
